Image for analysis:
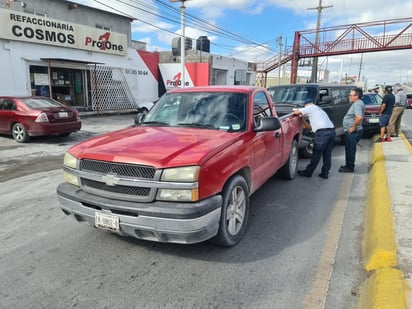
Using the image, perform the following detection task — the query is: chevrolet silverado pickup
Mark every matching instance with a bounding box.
[57,86,302,246]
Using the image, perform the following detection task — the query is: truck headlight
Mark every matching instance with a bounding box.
[157,188,199,202]
[159,166,200,201]
[161,166,200,182]
[64,152,78,169]
[64,172,79,186]
[63,152,79,186]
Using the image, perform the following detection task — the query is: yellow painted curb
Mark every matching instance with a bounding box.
[358,140,410,308]
[362,142,397,271]
[358,268,409,309]
[401,132,412,154]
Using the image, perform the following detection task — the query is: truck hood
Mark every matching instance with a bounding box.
[69,126,243,168]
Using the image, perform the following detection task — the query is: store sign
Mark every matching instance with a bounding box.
[159,63,209,90]
[0,9,127,55]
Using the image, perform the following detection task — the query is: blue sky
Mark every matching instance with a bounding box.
[75,0,412,88]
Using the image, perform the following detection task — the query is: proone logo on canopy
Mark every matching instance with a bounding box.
[84,32,124,52]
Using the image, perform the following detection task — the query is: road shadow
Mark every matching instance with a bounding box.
[106,172,339,265]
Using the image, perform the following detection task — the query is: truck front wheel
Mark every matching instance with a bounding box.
[212,175,249,247]
[279,139,299,179]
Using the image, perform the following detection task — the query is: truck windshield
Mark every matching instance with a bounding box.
[142,92,248,132]
[268,86,317,107]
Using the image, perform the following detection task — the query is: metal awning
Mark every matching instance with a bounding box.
[40,58,105,65]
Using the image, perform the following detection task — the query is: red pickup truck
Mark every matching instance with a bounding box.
[57,86,302,246]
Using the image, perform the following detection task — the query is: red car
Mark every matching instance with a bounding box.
[361,92,382,136]
[0,96,81,143]
[407,94,412,109]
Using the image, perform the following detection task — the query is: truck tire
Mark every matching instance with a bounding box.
[279,139,299,179]
[211,175,249,247]
[299,142,313,158]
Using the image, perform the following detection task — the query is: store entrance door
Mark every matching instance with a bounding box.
[30,65,89,109]
[51,68,86,108]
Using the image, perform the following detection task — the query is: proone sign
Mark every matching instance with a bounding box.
[0,8,127,55]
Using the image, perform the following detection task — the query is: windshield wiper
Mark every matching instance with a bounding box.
[141,121,170,126]
[177,122,216,129]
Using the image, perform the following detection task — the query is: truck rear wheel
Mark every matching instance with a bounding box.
[211,175,249,247]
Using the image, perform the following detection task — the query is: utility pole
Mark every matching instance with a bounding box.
[308,0,333,83]
[170,0,190,87]
[358,53,364,82]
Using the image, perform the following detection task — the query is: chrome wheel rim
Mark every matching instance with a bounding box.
[226,185,246,236]
[13,125,25,141]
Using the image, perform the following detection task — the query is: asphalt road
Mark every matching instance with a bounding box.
[0,114,136,182]
[0,112,372,309]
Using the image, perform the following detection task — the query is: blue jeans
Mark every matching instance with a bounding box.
[305,128,336,175]
[344,129,362,169]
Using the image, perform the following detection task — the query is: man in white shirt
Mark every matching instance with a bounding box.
[293,102,336,179]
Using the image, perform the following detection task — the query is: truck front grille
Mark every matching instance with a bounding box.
[80,159,156,179]
[82,179,151,196]
[79,159,158,202]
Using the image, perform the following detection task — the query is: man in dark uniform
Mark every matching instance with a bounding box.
[376,85,395,142]
[293,102,336,179]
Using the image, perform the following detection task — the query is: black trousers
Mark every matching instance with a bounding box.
[305,129,336,175]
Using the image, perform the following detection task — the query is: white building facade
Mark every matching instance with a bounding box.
[0,0,158,111]
[1,0,257,111]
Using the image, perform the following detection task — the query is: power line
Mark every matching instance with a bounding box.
[90,0,278,55]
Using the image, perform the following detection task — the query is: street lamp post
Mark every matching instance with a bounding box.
[170,0,189,88]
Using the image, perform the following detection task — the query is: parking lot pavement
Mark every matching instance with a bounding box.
[0,113,136,182]
[359,130,412,308]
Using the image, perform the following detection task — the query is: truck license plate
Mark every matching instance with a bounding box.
[369,118,379,123]
[95,212,120,232]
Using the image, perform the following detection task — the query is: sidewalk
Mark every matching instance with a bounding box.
[359,131,412,308]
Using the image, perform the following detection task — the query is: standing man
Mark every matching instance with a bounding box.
[294,102,336,179]
[339,87,365,173]
[376,85,395,142]
[389,87,407,137]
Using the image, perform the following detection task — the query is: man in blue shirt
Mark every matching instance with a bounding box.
[340,87,365,173]
[293,102,336,179]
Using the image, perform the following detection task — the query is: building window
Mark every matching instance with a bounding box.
[96,24,111,31]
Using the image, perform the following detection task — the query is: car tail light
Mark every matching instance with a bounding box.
[35,112,49,123]
[74,110,81,121]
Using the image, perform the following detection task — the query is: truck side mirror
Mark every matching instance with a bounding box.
[135,113,145,125]
[255,117,281,132]
[319,95,333,105]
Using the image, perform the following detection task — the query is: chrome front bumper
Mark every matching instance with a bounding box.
[57,183,222,244]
